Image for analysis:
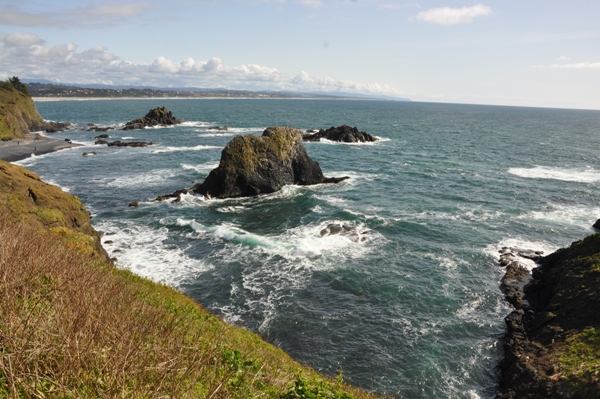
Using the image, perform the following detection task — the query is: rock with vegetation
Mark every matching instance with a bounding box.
[497,233,600,398]
[0,76,70,140]
[122,106,183,130]
[155,126,349,201]
[0,159,375,399]
[0,160,109,263]
[303,125,378,143]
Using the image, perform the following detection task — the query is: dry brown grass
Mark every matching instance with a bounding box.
[0,209,380,398]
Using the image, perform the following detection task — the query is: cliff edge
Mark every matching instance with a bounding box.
[497,234,600,398]
[0,78,68,140]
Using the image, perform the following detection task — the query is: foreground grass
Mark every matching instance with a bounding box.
[0,161,380,398]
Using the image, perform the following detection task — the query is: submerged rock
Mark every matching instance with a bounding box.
[303,125,378,143]
[122,106,183,130]
[208,126,228,131]
[154,126,349,201]
[320,223,368,243]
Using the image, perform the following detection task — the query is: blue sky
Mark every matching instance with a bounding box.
[1,0,599,109]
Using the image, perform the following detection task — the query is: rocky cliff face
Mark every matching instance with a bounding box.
[0,84,47,140]
[497,234,600,398]
[0,160,110,263]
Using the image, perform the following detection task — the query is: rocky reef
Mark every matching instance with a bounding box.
[95,139,154,147]
[122,106,182,130]
[497,233,600,398]
[303,125,378,143]
[154,126,348,201]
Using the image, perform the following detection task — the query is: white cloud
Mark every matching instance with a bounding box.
[300,0,323,7]
[0,32,45,47]
[416,4,492,25]
[558,56,571,61]
[0,35,401,96]
[0,3,147,27]
[550,62,600,69]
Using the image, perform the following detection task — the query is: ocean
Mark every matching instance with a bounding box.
[18,99,600,398]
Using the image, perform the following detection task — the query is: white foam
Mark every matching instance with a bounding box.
[94,219,213,287]
[121,136,135,140]
[314,138,385,146]
[524,204,600,229]
[508,166,600,183]
[483,238,558,271]
[180,121,212,127]
[198,132,235,137]
[151,144,220,154]
[101,169,178,188]
[181,162,219,173]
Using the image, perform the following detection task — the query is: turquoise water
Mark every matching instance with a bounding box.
[21,99,600,398]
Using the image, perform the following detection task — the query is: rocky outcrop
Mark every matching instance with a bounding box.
[0,82,70,140]
[122,107,182,130]
[496,234,600,398]
[154,126,349,201]
[303,125,378,143]
[95,140,154,147]
[320,223,369,243]
[0,160,110,264]
[593,219,600,230]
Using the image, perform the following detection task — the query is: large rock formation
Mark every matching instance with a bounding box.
[496,233,600,398]
[155,126,348,201]
[303,125,378,143]
[122,106,182,130]
[0,80,70,140]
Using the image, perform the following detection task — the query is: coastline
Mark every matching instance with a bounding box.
[0,134,82,162]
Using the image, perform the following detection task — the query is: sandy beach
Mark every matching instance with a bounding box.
[0,135,82,163]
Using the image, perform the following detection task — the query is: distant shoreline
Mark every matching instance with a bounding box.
[32,96,391,102]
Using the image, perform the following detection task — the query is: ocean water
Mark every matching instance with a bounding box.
[19,99,600,398]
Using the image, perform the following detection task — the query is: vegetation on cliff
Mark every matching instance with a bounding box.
[0,77,47,140]
[0,159,376,398]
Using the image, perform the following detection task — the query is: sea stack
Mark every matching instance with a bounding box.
[154,126,349,201]
[303,125,378,143]
[122,106,183,130]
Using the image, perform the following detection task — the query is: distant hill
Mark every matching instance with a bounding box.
[22,80,410,102]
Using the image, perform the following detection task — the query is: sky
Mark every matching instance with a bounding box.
[0,0,599,109]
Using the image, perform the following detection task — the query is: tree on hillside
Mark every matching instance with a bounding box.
[7,76,29,95]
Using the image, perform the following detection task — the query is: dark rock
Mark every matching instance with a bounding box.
[302,125,378,143]
[94,134,110,139]
[122,106,183,131]
[104,240,114,244]
[497,235,600,398]
[64,138,72,143]
[208,126,228,131]
[95,139,108,145]
[593,218,600,230]
[320,223,366,243]
[128,201,139,207]
[107,140,154,147]
[82,152,97,156]
[154,126,349,201]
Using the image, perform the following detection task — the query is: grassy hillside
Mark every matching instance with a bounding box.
[0,159,380,398]
[0,82,47,141]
